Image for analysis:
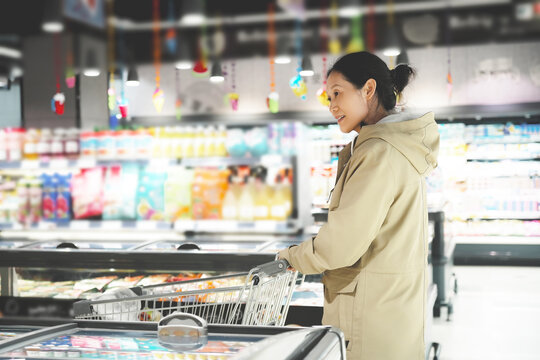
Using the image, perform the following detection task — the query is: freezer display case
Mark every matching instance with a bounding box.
[0,317,345,360]
[19,240,140,251]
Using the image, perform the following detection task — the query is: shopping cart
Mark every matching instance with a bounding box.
[73,260,300,326]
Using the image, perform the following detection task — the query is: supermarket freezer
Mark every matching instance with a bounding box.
[0,316,345,359]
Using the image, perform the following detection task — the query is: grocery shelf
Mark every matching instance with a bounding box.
[455,235,540,245]
[173,219,300,234]
[448,212,540,220]
[466,157,540,162]
[0,220,172,231]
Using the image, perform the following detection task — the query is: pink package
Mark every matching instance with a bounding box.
[71,167,105,219]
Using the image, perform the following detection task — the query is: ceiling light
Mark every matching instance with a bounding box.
[181,1,205,26]
[83,49,100,77]
[339,0,362,18]
[209,61,224,83]
[299,56,314,77]
[275,36,292,64]
[382,26,401,57]
[42,0,64,33]
[175,40,193,69]
[0,46,22,59]
[275,56,292,64]
[175,60,193,70]
[126,66,140,86]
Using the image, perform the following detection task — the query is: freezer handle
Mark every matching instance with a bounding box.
[157,313,208,351]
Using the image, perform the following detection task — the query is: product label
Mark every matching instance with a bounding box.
[255,206,268,219]
[65,140,79,154]
[0,150,7,161]
[23,142,36,154]
[222,206,237,219]
[270,205,286,219]
[238,206,253,220]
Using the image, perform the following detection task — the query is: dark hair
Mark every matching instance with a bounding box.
[327,51,415,111]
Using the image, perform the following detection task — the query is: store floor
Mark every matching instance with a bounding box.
[432,266,540,360]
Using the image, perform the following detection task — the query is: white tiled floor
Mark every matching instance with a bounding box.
[431,266,540,360]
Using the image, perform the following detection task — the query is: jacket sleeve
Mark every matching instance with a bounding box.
[279,141,396,274]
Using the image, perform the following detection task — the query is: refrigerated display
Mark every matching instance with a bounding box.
[0,317,345,359]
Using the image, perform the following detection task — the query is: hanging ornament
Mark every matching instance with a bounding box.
[65,44,76,88]
[108,84,117,111]
[165,0,177,55]
[224,62,239,111]
[152,0,165,112]
[445,0,452,102]
[266,3,279,113]
[175,67,182,120]
[317,0,330,107]
[267,92,279,114]
[328,0,341,55]
[290,19,307,100]
[347,15,365,53]
[153,87,165,113]
[193,7,209,78]
[52,33,64,115]
[107,0,118,115]
[52,92,65,115]
[367,0,376,52]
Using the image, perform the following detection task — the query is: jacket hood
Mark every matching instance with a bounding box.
[354,112,440,176]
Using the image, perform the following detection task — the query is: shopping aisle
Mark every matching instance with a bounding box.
[432,266,540,360]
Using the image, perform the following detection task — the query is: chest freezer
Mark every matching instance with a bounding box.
[0,316,345,360]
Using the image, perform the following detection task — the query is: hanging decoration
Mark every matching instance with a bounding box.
[192,1,209,77]
[107,0,118,115]
[347,15,365,53]
[289,19,307,100]
[445,0,453,102]
[366,0,376,52]
[225,62,239,111]
[175,67,182,120]
[51,33,65,115]
[65,41,76,89]
[317,0,330,107]
[267,2,278,113]
[165,0,177,56]
[117,29,128,119]
[328,0,341,55]
[152,0,165,112]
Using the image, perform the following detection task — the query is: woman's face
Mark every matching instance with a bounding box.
[326,71,369,133]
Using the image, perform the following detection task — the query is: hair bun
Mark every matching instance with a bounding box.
[391,64,415,94]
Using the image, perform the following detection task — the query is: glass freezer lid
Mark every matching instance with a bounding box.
[0,239,29,249]
[138,240,266,253]
[22,240,137,250]
[0,328,263,359]
[0,326,42,342]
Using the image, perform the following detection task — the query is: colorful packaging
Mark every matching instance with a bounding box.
[164,167,194,221]
[119,164,140,220]
[136,169,166,220]
[102,166,123,220]
[41,174,57,220]
[72,167,105,219]
[56,174,72,221]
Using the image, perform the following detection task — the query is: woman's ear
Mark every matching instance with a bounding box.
[362,79,377,101]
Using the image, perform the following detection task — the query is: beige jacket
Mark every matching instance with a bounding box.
[279,112,439,360]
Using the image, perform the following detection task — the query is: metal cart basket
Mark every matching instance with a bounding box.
[73,260,299,326]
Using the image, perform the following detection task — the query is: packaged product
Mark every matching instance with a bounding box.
[55,174,72,221]
[204,169,229,219]
[102,166,123,220]
[119,164,140,220]
[164,167,194,221]
[28,178,42,224]
[72,167,105,219]
[136,169,166,220]
[41,174,57,220]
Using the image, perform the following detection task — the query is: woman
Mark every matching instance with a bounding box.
[278,51,439,359]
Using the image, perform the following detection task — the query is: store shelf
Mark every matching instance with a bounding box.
[173,219,300,234]
[466,157,540,162]
[180,154,292,167]
[0,220,173,231]
[448,212,540,220]
[455,235,540,245]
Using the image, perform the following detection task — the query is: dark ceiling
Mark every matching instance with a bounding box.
[0,0,539,69]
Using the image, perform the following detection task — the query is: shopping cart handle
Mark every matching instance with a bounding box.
[255,259,290,276]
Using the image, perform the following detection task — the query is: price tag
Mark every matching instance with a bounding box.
[136,221,158,230]
[21,160,40,169]
[49,158,69,169]
[77,158,96,169]
[101,221,122,230]
[70,221,90,230]
[174,220,195,232]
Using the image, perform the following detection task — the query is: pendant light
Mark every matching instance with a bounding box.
[382,26,401,57]
[275,36,291,64]
[181,0,205,26]
[339,0,361,18]
[42,0,64,33]
[126,65,140,86]
[396,50,409,65]
[83,48,100,77]
[175,40,193,70]
[209,60,224,83]
[299,55,314,77]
